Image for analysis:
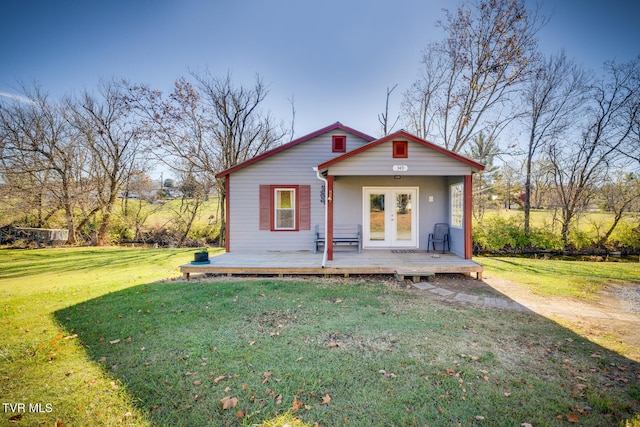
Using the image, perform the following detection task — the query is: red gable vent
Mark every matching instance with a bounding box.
[332,135,346,153]
[393,140,408,158]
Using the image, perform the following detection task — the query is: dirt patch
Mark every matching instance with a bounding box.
[481,275,640,351]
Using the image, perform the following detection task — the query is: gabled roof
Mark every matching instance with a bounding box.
[317,130,485,172]
[215,122,376,178]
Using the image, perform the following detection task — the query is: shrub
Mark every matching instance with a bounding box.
[474,215,525,252]
[611,223,640,251]
[528,227,564,250]
[474,215,564,252]
[568,228,595,250]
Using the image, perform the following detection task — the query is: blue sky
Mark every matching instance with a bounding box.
[1,0,639,140]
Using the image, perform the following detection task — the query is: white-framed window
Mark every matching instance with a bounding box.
[274,188,296,230]
[450,182,463,228]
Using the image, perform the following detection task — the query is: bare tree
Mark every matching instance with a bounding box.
[378,84,400,136]
[125,71,287,246]
[521,51,588,235]
[465,132,500,219]
[0,85,84,244]
[402,0,544,153]
[548,58,640,247]
[596,171,640,247]
[68,80,144,245]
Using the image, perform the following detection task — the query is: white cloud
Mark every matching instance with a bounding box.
[0,92,35,104]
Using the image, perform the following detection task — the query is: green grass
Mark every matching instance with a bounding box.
[479,256,640,298]
[0,247,213,426]
[1,248,639,426]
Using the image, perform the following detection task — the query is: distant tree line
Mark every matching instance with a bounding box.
[398,0,640,251]
[1,0,639,251]
[0,73,289,246]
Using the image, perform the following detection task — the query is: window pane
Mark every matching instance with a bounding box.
[277,190,293,208]
[396,193,412,241]
[277,210,295,229]
[369,194,385,240]
[450,183,463,228]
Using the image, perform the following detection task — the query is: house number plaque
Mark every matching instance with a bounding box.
[392,165,409,172]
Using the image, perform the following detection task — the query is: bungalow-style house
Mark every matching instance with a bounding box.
[214,122,484,264]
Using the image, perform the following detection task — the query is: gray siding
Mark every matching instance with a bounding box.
[327,139,474,176]
[228,130,372,252]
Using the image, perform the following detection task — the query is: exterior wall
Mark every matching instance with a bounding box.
[327,139,474,176]
[228,130,372,252]
[334,176,468,255]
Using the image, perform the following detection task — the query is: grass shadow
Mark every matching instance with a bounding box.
[54,276,640,426]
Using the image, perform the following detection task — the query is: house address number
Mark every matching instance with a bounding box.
[392,165,409,172]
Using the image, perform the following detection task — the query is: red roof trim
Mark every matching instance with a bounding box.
[215,122,376,178]
[317,130,485,171]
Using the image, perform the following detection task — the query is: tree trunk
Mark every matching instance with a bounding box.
[64,203,77,245]
[523,154,533,236]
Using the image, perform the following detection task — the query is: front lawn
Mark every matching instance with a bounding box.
[1,248,639,426]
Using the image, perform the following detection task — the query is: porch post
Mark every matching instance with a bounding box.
[225,175,230,252]
[464,174,473,259]
[327,175,334,261]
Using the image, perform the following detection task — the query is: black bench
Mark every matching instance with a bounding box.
[314,224,362,253]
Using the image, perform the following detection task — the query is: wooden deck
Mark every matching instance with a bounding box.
[180,250,483,280]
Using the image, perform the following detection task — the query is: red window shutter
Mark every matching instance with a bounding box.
[259,185,271,230]
[299,185,311,230]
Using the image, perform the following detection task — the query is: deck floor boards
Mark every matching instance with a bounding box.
[180,250,483,279]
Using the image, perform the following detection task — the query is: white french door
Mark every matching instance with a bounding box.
[363,187,418,248]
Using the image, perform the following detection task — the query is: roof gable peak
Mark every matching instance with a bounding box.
[215,122,375,178]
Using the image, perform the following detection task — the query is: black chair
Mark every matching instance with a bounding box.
[427,223,450,253]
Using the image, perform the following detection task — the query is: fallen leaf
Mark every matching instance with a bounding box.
[125,337,133,343]
[292,396,304,412]
[213,375,226,383]
[475,415,485,420]
[220,396,238,409]
[193,380,201,386]
[566,412,579,423]
[236,410,245,419]
[521,424,533,427]
[321,394,331,405]
[262,372,272,384]
[109,339,120,345]
[504,392,511,397]
[224,386,231,392]
[54,420,64,427]
[327,341,340,348]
